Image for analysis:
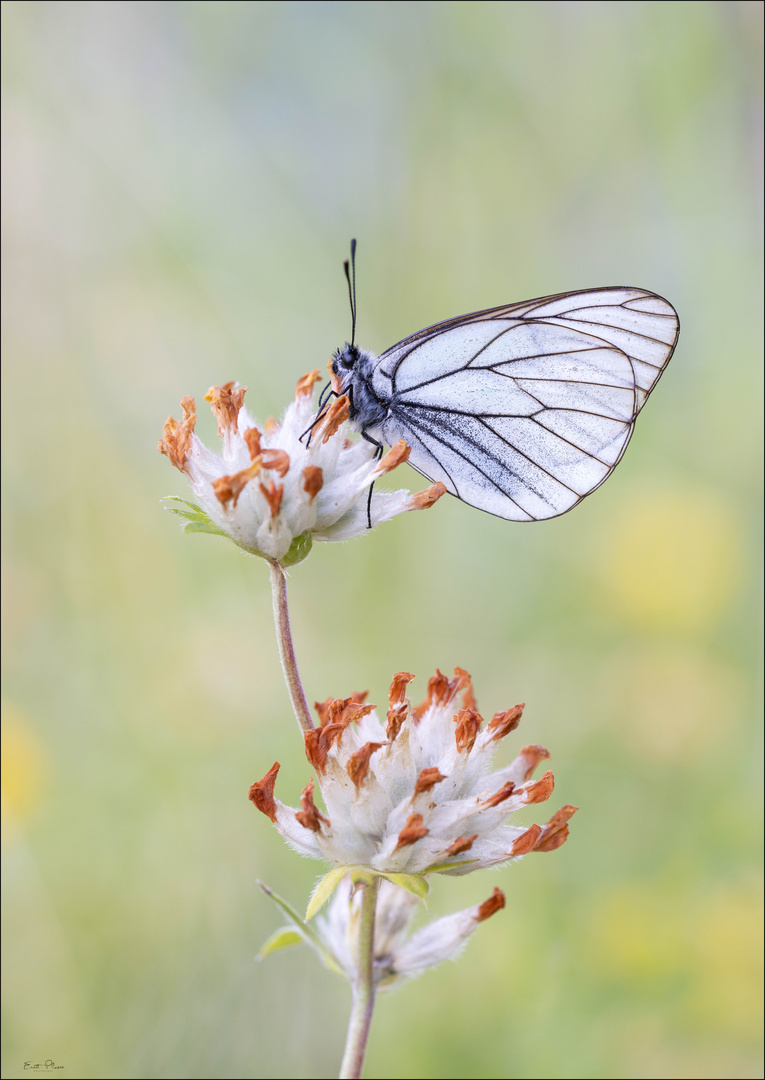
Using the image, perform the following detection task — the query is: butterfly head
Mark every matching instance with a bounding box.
[331,342,361,390]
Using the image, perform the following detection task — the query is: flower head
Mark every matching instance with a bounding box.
[249,668,576,903]
[259,874,507,990]
[322,876,508,988]
[159,373,445,565]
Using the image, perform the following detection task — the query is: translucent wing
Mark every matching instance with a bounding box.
[371,287,679,522]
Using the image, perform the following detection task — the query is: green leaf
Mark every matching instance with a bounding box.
[258,881,338,960]
[161,495,205,513]
[259,880,313,928]
[161,497,313,567]
[303,867,429,924]
[378,872,429,899]
[256,927,304,960]
[258,880,345,977]
[305,865,352,921]
[424,858,479,874]
[167,508,211,523]
[182,521,228,536]
[161,495,227,536]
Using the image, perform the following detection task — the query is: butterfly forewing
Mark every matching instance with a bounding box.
[371,287,678,522]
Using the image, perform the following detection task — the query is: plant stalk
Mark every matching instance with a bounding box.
[268,560,313,733]
[339,880,378,1079]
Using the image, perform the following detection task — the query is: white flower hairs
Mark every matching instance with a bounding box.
[258,874,507,991]
[249,669,575,904]
[159,372,445,566]
[159,375,576,1080]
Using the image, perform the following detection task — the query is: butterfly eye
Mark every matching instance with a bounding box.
[336,346,357,371]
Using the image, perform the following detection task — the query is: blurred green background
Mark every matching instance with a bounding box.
[2,2,762,1078]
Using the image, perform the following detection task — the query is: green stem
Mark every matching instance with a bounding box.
[268,560,314,734]
[339,880,378,1080]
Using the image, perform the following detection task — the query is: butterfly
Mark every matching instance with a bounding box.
[320,243,679,523]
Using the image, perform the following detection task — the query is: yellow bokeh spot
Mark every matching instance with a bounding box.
[686,887,764,1036]
[596,644,737,761]
[591,887,687,980]
[598,488,742,632]
[1,703,47,825]
[589,881,764,1038]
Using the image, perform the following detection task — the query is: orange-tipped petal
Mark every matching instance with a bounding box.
[248,762,280,822]
[205,382,247,434]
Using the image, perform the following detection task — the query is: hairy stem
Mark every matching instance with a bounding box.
[339,880,378,1080]
[268,560,313,734]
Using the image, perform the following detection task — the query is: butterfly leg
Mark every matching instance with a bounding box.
[300,385,338,447]
[360,431,384,529]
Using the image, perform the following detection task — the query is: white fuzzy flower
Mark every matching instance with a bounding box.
[258,875,507,990]
[159,372,445,565]
[249,668,576,907]
[322,876,508,988]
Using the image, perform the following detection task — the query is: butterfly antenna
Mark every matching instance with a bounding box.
[343,238,358,347]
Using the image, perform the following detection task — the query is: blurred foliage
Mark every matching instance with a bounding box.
[2,2,762,1078]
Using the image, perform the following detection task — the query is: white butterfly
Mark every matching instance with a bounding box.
[324,256,679,522]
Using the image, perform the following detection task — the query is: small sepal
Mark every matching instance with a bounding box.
[280,530,313,566]
[377,871,429,900]
[306,865,354,921]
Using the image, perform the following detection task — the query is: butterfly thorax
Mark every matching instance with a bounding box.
[331,343,388,430]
